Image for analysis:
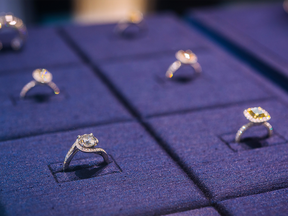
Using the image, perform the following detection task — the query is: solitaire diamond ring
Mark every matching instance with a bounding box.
[63,133,110,172]
[235,107,273,143]
[114,10,145,37]
[20,69,60,98]
[0,14,27,50]
[166,50,202,79]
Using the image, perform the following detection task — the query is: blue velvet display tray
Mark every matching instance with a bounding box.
[0,27,81,73]
[97,49,273,117]
[219,187,288,216]
[166,207,220,216]
[148,99,288,201]
[0,64,131,141]
[62,13,209,63]
[0,122,207,215]
[188,3,288,79]
[1,12,288,215]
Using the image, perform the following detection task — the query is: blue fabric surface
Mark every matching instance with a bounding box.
[98,49,272,117]
[0,122,207,216]
[63,13,208,62]
[148,99,288,201]
[219,188,288,216]
[166,207,220,216]
[0,64,131,141]
[0,27,81,73]
[189,3,288,78]
[1,12,288,215]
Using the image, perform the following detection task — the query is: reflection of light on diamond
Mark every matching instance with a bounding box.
[9,21,17,25]
[184,53,190,59]
[40,69,49,81]
[248,107,268,119]
[5,15,13,22]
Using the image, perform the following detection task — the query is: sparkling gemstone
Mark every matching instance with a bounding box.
[40,69,50,81]
[32,69,52,83]
[78,134,98,148]
[248,107,269,119]
[176,50,197,64]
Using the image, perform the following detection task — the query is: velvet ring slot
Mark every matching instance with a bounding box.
[48,154,122,183]
[220,129,287,152]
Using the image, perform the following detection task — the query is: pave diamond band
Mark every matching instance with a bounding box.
[63,133,110,171]
[20,69,60,98]
[235,107,273,143]
[166,50,202,79]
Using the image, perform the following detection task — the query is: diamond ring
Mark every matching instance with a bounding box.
[20,69,60,98]
[235,107,273,143]
[63,133,110,172]
[114,10,145,37]
[0,14,27,50]
[166,50,202,79]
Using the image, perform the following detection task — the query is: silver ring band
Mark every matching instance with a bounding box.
[20,80,60,98]
[235,121,273,143]
[63,134,109,172]
[166,60,202,78]
[20,69,60,98]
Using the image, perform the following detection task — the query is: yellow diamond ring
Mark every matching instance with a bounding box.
[235,107,273,143]
[20,69,60,98]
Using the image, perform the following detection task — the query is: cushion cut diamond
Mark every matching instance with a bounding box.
[248,107,269,119]
[244,107,271,123]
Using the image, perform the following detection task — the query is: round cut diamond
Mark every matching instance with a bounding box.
[78,134,98,148]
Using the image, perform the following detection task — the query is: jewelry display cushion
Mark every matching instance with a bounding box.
[0,27,81,73]
[165,207,220,216]
[219,187,288,215]
[188,3,288,78]
[0,122,207,215]
[97,49,273,117]
[148,99,288,201]
[62,13,209,62]
[0,64,131,141]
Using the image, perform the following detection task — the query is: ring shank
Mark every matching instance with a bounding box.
[20,81,60,98]
[166,60,202,78]
[235,121,273,143]
[63,142,110,171]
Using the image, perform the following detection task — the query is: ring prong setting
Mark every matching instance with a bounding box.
[77,133,98,148]
[32,69,52,83]
[176,50,198,64]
